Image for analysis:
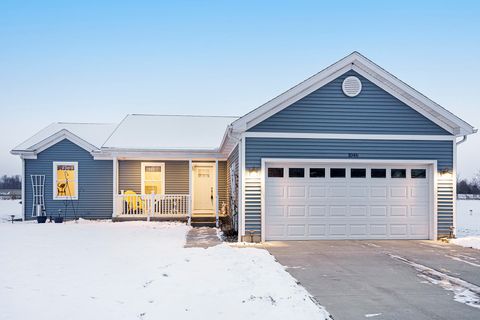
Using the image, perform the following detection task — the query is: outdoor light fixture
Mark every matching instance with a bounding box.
[247,169,260,178]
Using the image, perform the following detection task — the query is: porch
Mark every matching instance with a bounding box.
[112,159,230,226]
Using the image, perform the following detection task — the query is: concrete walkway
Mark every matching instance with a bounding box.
[265,240,480,320]
[184,227,222,248]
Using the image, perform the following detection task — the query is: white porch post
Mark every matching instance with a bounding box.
[188,160,192,226]
[238,137,245,242]
[21,157,25,221]
[112,157,118,217]
[215,160,219,228]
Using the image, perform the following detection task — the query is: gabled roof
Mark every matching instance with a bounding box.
[231,52,476,136]
[11,123,117,157]
[102,114,239,151]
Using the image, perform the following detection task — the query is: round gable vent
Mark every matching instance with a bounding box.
[342,76,362,97]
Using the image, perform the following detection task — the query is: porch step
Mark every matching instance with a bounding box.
[191,216,217,228]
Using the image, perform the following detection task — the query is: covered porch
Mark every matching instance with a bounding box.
[112,159,229,226]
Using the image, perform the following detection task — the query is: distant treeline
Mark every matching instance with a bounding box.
[457,174,480,195]
[0,175,21,189]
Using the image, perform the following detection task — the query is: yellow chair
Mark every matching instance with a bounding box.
[124,190,143,213]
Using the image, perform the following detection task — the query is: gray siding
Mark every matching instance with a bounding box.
[227,145,239,216]
[24,139,113,220]
[119,160,189,194]
[250,71,450,135]
[245,137,454,237]
[218,161,227,212]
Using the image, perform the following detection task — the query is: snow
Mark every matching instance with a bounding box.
[12,122,117,151]
[451,237,480,250]
[0,221,329,320]
[102,114,239,150]
[451,200,480,250]
[0,200,22,222]
[456,200,480,237]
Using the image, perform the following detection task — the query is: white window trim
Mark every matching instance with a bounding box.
[53,161,79,200]
[141,162,165,195]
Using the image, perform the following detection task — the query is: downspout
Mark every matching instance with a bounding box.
[456,135,468,145]
[226,125,240,144]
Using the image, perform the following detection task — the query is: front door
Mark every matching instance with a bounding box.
[192,163,216,215]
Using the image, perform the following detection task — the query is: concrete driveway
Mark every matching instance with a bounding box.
[264,240,480,320]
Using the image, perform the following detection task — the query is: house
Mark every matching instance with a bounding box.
[11,52,476,242]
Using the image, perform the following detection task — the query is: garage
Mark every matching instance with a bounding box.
[264,161,434,240]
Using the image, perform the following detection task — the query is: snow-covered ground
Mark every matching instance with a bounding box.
[0,199,21,222]
[456,200,480,237]
[452,200,480,250]
[0,220,329,320]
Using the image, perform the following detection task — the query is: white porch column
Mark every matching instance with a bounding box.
[21,157,25,221]
[238,137,245,241]
[215,160,219,228]
[112,157,118,217]
[188,160,192,226]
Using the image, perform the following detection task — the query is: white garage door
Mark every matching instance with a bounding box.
[265,162,432,240]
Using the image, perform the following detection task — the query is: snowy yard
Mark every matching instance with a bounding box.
[0,218,329,320]
[451,200,480,249]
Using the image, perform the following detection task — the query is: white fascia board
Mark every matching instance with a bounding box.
[244,132,456,141]
[353,57,475,135]
[231,52,475,136]
[95,149,227,161]
[11,129,99,158]
[232,61,355,131]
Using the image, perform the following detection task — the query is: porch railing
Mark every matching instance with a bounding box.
[115,193,191,221]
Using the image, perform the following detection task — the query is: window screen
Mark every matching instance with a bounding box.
[289,168,305,178]
[351,168,366,178]
[411,169,426,179]
[268,168,284,178]
[371,169,386,178]
[330,168,346,178]
[310,168,325,178]
[391,169,406,178]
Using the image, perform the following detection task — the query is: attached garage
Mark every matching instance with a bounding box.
[230,52,475,242]
[263,160,435,240]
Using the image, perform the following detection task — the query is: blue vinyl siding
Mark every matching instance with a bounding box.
[245,137,454,237]
[246,138,453,170]
[24,139,113,220]
[249,71,450,135]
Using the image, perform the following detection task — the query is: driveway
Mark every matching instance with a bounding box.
[264,240,480,320]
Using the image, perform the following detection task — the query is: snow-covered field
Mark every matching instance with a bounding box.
[456,200,480,237]
[452,200,480,250]
[0,219,329,320]
[0,199,21,222]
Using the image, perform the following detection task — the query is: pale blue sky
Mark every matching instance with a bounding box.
[1,1,479,178]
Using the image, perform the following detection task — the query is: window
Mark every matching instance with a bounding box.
[391,169,406,178]
[53,162,78,200]
[351,168,366,178]
[411,169,427,179]
[289,168,305,178]
[268,168,284,178]
[310,168,325,178]
[141,162,165,194]
[330,168,346,178]
[371,169,386,178]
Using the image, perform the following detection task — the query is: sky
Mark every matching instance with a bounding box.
[1,0,479,179]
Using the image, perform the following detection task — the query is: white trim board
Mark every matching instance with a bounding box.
[244,132,455,141]
[12,129,99,159]
[231,52,475,136]
[260,158,438,242]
